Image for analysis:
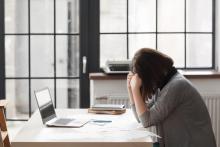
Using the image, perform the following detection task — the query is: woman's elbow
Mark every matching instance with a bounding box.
[139,111,152,128]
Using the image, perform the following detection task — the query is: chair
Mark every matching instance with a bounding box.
[0,100,10,147]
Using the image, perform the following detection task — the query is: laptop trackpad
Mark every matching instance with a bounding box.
[47,118,88,128]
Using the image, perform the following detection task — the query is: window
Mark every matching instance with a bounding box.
[100,0,214,69]
[4,0,80,120]
[0,0,215,120]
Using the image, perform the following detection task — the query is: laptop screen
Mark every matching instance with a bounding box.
[34,88,56,123]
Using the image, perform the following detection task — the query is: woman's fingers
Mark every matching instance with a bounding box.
[128,71,134,77]
[129,74,142,91]
[127,72,134,82]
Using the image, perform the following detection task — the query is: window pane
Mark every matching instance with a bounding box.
[158,0,184,32]
[56,79,79,108]
[31,79,54,110]
[100,35,127,67]
[56,35,79,77]
[5,36,28,77]
[56,0,79,34]
[6,79,29,119]
[129,34,156,59]
[129,0,156,32]
[158,34,185,68]
[5,0,28,34]
[31,0,54,33]
[100,0,127,33]
[186,0,212,32]
[31,36,54,77]
[186,34,212,68]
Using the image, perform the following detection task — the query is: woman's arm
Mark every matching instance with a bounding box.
[127,72,140,122]
[127,72,135,104]
[132,88,148,116]
[138,79,186,128]
[130,74,148,116]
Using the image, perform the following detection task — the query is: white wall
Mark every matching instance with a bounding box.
[90,78,220,105]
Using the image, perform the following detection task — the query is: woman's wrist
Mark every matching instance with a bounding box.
[128,94,134,104]
[127,87,135,104]
[132,90,147,116]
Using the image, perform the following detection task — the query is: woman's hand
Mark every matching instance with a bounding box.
[130,74,142,93]
[127,72,134,104]
[130,74,147,116]
[127,72,134,90]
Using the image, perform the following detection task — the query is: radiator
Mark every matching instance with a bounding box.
[202,93,220,147]
[95,94,220,147]
[94,95,130,108]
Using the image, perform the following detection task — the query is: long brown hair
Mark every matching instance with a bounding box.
[131,48,174,99]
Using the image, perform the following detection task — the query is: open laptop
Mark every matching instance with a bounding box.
[34,88,89,128]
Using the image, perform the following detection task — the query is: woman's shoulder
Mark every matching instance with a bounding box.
[159,72,200,102]
[159,72,197,97]
[168,72,194,90]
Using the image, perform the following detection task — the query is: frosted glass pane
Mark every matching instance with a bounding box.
[31,0,54,33]
[31,79,54,110]
[129,0,156,32]
[186,34,212,67]
[56,79,79,108]
[5,36,28,77]
[5,0,28,33]
[100,0,127,33]
[6,80,29,119]
[56,0,79,33]
[129,34,156,59]
[186,0,212,32]
[100,35,127,67]
[158,0,184,32]
[56,35,79,77]
[158,34,185,68]
[31,36,54,77]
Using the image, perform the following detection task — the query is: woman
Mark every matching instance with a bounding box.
[127,48,216,147]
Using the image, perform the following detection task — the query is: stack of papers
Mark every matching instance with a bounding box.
[88,104,126,115]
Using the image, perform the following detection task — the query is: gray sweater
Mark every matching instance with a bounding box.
[131,72,216,147]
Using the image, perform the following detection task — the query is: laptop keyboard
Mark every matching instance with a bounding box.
[54,118,74,125]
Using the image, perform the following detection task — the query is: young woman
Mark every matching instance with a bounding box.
[127,48,216,147]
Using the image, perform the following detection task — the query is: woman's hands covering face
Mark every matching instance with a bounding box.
[130,73,142,92]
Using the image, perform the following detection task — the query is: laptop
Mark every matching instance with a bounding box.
[34,88,89,128]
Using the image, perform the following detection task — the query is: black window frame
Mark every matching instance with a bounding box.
[0,0,216,121]
[2,0,86,121]
[0,0,5,100]
[98,0,216,70]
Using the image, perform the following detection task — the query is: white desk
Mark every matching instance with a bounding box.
[12,109,154,147]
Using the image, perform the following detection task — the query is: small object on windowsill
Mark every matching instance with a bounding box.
[102,60,131,74]
[88,104,126,115]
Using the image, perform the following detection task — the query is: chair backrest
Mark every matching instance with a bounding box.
[0,100,11,147]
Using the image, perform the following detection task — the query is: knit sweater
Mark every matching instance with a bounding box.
[131,72,216,147]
